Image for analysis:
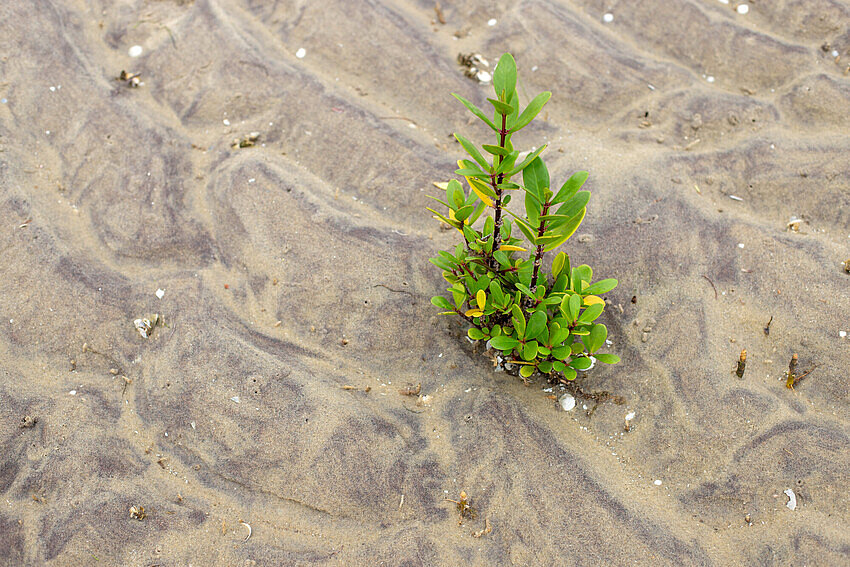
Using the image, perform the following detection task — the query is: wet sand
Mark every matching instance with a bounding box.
[1,1,849,565]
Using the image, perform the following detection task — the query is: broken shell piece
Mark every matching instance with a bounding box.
[625,411,636,421]
[558,393,576,411]
[129,505,146,520]
[155,288,165,299]
[784,489,797,510]
[476,70,492,84]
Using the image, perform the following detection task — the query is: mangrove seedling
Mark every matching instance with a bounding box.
[429,52,620,382]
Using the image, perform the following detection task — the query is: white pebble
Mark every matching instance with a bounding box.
[654,479,662,486]
[295,47,306,59]
[476,70,492,83]
[839,331,847,338]
[128,45,143,57]
[718,0,729,4]
[231,396,241,403]
[487,18,497,26]
[69,390,77,395]
[831,50,839,58]
[603,13,614,23]
[706,76,715,83]
[155,288,165,299]
[625,411,636,421]
[222,119,230,126]
[738,243,745,249]
[737,4,749,14]
[729,195,744,201]
[559,393,576,411]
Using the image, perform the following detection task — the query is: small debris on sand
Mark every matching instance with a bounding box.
[129,505,147,520]
[20,415,38,428]
[133,314,162,338]
[603,13,613,23]
[784,489,797,510]
[128,45,143,57]
[232,132,260,148]
[295,48,306,59]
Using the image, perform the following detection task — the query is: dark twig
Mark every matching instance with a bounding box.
[702,275,718,299]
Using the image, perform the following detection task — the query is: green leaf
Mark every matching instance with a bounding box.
[454,204,475,222]
[525,310,548,341]
[468,328,486,341]
[493,53,517,100]
[552,171,588,205]
[511,304,526,337]
[431,296,453,310]
[451,93,498,131]
[543,208,586,252]
[429,256,455,271]
[578,303,604,324]
[454,134,490,171]
[570,357,593,370]
[573,265,593,287]
[586,324,607,353]
[551,252,567,280]
[482,144,509,156]
[555,191,591,220]
[468,200,487,224]
[455,168,490,179]
[490,336,519,350]
[522,157,549,201]
[551,345,570,360]
[508,145,547,176]
[446,179,464,208]
[489,280,505,306]
[510,214,539,245]
[512,91,551,132]
[538,361,553,373]
[561,293,581,323]
[519,365,535,379]
[487,98,514,116]
[521,340,538,361]
[595,353,620,364]
[553,361,566,372]
[584,278,618,295]
[561,367,577,381]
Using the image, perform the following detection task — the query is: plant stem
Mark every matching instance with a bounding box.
[490,112,509,267]
[530,201,550,290]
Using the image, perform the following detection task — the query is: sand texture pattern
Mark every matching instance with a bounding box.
[1,0,849,565]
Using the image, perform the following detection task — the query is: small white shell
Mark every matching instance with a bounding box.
[128,45,143,58]
[784,489,797,510]
[295,48,306,59]
[155,288,165,299]
[559,393,576,411]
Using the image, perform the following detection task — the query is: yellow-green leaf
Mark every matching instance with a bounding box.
[476,290,486,310]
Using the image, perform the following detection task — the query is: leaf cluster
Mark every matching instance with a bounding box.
[429,53,620,381]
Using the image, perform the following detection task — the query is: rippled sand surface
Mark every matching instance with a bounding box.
[1,1,849,565]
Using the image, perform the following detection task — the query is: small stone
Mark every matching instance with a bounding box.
[654,479,662,486]
[487,18,497,26]
[128,45,143,57]
[602,13,614,23]
[641,332,649,343]
[736,4,749,14]
[295,48,306,59]
[231,396,240,403]
[155,288,165,299]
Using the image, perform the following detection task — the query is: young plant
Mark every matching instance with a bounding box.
[429,53,620,382]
